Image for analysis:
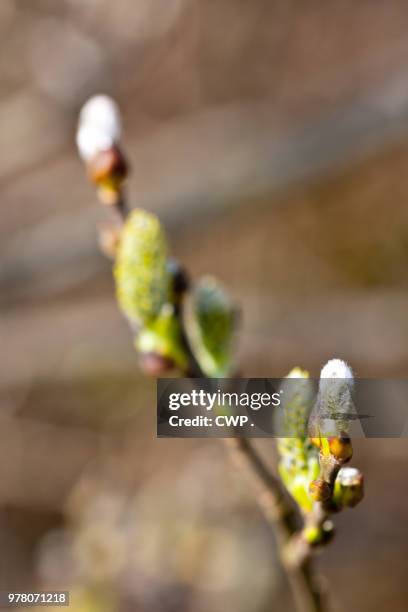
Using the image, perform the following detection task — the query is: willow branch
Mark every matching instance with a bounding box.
[289,452,341,568]
[93,164,326,612]
[225,440,326,612]
[176,297,326,612]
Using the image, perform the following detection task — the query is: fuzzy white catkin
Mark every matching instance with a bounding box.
[317,359,355,433]
[337,467,361,485]
[320,358,353,384]
[76,124,114,162]
[76,95,121,161]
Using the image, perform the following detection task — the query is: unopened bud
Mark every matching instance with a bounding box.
[320,358,353,382]
[98,223,122,259]
[77,95,121,162]
[88,146,128,188]
[313,358,355,441]
[328,433,353,463]
[303,519,335,547]
[303,525,323,546]
[139,352,174,376]
[321,520,335,544]
[334,467,364,508]
[309,479,331,502]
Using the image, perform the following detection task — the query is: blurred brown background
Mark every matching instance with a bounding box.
[1,1,408,611]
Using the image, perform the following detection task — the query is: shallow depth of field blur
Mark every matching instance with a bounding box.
[1,1,408,611]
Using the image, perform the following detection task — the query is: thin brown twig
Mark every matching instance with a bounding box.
[214,437,325,612]
[290,453,341,569]
[175,295,326,612]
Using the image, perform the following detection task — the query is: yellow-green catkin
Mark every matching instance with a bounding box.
[114,209,169,327]
[277,369,319,513]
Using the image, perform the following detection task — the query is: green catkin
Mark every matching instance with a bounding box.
[114,209,169,327]
[277,369,320,513]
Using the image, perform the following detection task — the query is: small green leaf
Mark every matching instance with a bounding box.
[136,305,189,371]
[183,276,237,377]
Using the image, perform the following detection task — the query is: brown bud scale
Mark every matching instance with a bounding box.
[88,146,128,186]
[309,479,331,502]
[139,352,174,376]
[328,434,353,463]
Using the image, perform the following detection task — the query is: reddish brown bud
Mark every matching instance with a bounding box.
[328,433,353,463]
[309,479,331,502]
[87,146,128,188]
[98,223,122,259]
[139,352,174,376]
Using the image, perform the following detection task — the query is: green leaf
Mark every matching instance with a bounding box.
[136,305,188,370]
[183,276,237,377]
